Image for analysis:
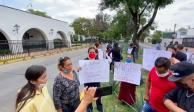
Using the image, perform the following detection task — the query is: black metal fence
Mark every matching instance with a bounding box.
[0,40,90,63]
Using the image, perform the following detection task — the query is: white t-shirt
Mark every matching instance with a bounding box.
[98,49,104,60]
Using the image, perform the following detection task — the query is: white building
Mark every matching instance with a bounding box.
[177,28,194,38]
[162,28,194,48]
[0,5,74,53]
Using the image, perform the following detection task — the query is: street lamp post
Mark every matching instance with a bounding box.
[172,24,177,42]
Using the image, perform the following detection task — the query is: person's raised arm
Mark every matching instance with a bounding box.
[75,87,97,112]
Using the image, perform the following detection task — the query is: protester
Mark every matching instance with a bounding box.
[108,42,122,66]
[155,41,162,50]
[166,41,173,51]
[125,55,133,64]
[83,47,103,112]
[164,42,167,48]
[15,65,97,112]
[53,57,80,112]
[164,62,194,112]
[143,57,176,112]
[131,43,138,63]
[173,41,179,48]
[106,41,112,52]
[174,44,187,61]
[95,42,104,60]
[16,65,56,112]
[118,55,136,105]
[166,45,176,57]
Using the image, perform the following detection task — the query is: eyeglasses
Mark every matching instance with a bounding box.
[64,63,73,66]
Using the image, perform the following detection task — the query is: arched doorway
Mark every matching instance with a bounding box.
[53,31,68,48]
[0,31,10,55]
[22,28,47,52]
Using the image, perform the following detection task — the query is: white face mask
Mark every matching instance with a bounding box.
[37,83,46,88]
[156,71,169,77]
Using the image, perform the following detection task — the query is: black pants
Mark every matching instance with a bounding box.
[84,83,103,112]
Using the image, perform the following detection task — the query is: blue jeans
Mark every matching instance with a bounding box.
[142,102,156,112]
[84,83,103,112]
[86,97,103,112]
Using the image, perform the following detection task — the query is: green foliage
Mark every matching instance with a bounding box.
[71,17,89,36]
[101,9,134,41]
[28,9,51,18]
[152,30,162,39]
[71,13,110,41]
[100,0,173,42]
[151,30,162,44]
[0,49,11,54]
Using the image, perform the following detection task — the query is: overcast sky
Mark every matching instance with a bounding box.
[0,0,194,31]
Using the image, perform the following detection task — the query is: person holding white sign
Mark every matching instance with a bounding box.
[143,57,176,112]
[118,55,137,105]
[83,47,103,112]
[95,42,104,60]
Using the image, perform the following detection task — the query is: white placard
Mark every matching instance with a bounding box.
[143,49,172,71]
[98,49,104,60]
[114,62,142,85]
[186,52,194,61]
[127,48,132,54]
[78,60,109,84]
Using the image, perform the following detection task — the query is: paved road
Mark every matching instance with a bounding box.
[0,48,88,112]
[0,43,154,112]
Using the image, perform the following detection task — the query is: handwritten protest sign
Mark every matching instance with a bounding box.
[143,49,172,71]
[186,52,194,61]
[127,48,132,54]
[78,60,109,84]
[114,62,142,85]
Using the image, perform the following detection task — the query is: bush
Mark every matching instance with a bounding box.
[0,49,11,55]
[151,38,161,44]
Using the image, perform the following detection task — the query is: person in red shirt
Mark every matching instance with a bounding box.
[143,57,176,112]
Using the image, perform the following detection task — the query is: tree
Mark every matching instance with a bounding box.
[151,30,162,44]
[27,9,52,18]
[100,0,173,44]
[71,13,110,41]
[71,17,89,36]
[102,9,133,41]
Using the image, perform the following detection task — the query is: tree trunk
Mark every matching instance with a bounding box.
[132,12,139,44]
[137,4,159,39]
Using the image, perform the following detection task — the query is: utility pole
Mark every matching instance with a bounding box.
[172,24,177,42]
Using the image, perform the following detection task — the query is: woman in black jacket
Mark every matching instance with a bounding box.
[108,42,122,66]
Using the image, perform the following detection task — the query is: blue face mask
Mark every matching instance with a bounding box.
[63,69,71,74]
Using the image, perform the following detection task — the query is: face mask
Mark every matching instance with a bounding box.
[156,71,169,77]
[37,83,46,88]
[89,53,96,59]
[63,69,71,74]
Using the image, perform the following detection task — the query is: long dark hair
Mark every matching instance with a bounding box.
[58,56,70,71]
[88,46,98,54]
[16,65,46,112]
[113,42,121,52]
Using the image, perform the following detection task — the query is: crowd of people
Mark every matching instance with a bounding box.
[15,40,194,112]
[142,41,194,112]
